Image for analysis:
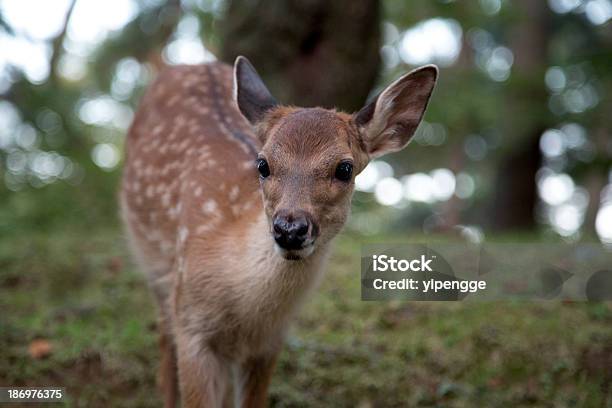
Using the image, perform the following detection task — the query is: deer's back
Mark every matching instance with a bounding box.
[121,62,261,285]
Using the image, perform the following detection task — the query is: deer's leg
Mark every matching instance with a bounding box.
[158,315,178,408]
[175,333,229,408]
[147,269,180,408]
[238,354,278,408]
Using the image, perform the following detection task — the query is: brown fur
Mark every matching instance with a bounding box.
[121,59,436,407]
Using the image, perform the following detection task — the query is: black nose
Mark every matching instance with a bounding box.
[273,211,312,250]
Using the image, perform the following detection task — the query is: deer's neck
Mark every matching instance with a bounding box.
[228,211,330,328]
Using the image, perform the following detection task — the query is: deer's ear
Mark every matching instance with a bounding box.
[353,65,438,159]
[233,56,278,124]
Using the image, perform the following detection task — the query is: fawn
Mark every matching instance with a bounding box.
[120,56,437,407]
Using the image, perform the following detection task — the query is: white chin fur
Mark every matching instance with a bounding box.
[274,243,315,260]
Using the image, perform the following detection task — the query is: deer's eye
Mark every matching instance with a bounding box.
[257,158,270,178]
[334,161,353,182]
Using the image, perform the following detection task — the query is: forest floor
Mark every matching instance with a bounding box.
[1,221,611,407]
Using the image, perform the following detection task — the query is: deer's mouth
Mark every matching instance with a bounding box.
[273,242,315,261]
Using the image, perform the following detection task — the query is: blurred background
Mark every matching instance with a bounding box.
[1,0,611,406]
[1,0,611,241]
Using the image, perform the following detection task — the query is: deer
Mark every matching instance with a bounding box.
[120,56,437,407]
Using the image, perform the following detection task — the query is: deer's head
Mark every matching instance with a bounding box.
[233,57,438,260]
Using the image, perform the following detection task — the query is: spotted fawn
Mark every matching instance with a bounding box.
[120,56,437,407]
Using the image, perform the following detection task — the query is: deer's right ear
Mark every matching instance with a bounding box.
[233,56,278,125]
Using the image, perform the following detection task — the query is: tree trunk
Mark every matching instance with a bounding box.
[490,0,550,231]
[490,130,543,230]
[220,0,381,112]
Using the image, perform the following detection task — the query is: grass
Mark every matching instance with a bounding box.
[1,220,611,407]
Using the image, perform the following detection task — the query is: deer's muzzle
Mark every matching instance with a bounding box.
[272,210,318,253]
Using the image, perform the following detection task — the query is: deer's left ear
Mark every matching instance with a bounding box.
[353,65,438,159]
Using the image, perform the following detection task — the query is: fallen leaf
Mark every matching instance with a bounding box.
[28,339,53,359]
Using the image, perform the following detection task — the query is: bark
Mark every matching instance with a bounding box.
[220,0,381,112]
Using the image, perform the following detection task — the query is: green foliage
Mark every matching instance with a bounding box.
[0,167,120,236]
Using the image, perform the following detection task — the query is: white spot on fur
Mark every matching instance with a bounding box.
[229,185,240,201]
[178,227,189,244]
[202,200,218,214]
[161,193,171,207]
[166,94,180,107]
[177,255,185,274]
[152,124,164,136]
[195,224,211,235]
